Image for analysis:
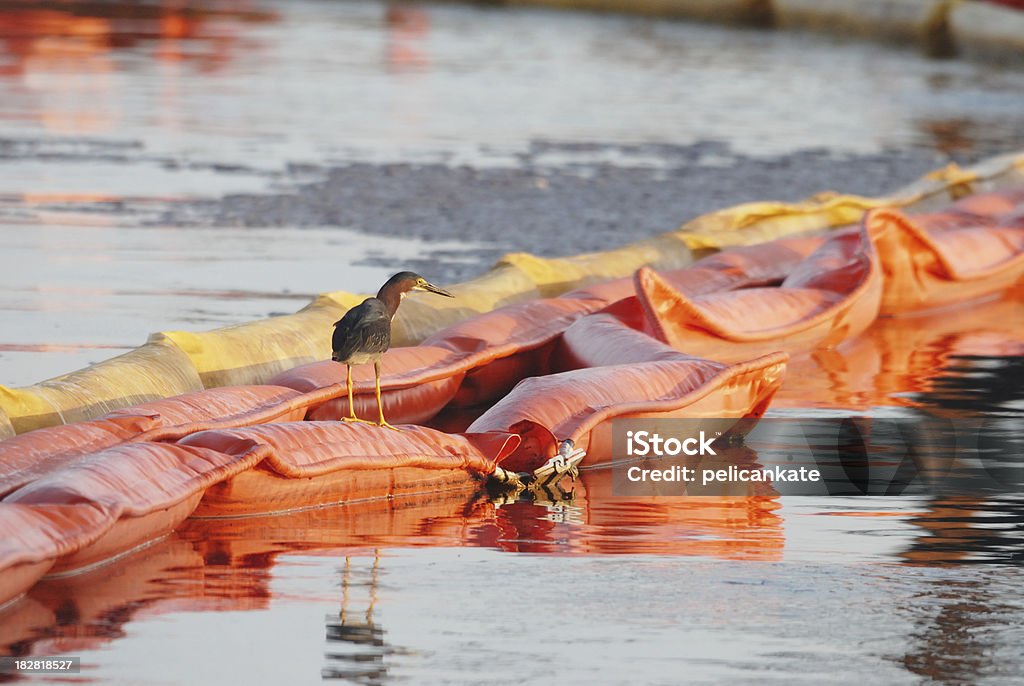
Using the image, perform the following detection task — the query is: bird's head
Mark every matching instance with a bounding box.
[378,271,454,301]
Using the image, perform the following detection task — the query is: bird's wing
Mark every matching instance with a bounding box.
[358,324,391,355]
[332,303,363,330]
[332,301,390,362]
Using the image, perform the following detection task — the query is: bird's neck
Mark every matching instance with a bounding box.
[376,289,406,319]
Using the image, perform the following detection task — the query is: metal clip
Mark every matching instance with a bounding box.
[531,439,586,487]
[487,439,586,499]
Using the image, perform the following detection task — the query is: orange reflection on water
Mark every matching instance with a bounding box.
[0,1,277,134]
[774,290,1024,411]
[518,468,784,559]
[385,5,431,72]
[0,477,1013,657]
[0,478,786,656]
[20,193,122,205]
[0,532,260,659]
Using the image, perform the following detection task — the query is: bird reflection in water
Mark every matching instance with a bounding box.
[323,550,409,684]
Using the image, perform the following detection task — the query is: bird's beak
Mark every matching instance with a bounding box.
[419,282,454,298]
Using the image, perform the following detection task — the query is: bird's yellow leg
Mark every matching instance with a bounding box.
[341,365,372,424]
[374,361,400,431]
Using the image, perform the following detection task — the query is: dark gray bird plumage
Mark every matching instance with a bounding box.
[332,298,391,365]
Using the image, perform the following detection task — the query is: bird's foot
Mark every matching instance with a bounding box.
[341,416,374,425]
[377,420,402,432]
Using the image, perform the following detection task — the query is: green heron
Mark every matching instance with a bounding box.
[332,271,453,430]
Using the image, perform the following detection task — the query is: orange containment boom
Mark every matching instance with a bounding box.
[180,423,520,517]
[468,353,786,472]
[0,385,308,498]
[470,306,787,473]
[635,222,884,363]
[3,443,248,576]
[0,502,112,611]
[868,188,1024,314]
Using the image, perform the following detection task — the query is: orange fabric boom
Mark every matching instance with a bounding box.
[564,234,824,302]
[554,302,700,370]
[3,442,253,575]
[869,188,1024,314]
[0,385,306,498]
[468,347,787,472]
[268,346,466,424]
[635,223,884,362]
[180,422,520,517]
[0,502,111,608]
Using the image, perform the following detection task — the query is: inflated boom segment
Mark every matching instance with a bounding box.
[181,422,521,517]
[635,222,884,362]
[0,385,306,497]
[868,188,1024,313]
